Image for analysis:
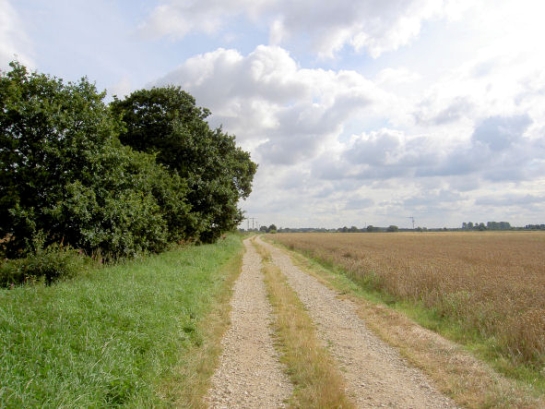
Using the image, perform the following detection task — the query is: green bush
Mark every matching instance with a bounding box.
[0,244,88,287]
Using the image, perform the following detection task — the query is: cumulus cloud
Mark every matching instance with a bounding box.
[152,31,545,227]
[344,129,403,166]
[140,0,463,58]
[415,96,474,126]
[138,0,274,39]
[312,110,541,189]
[475,193,545,207]
[472,114,532,151]
[128,0,545,230]
[155,45,385,165]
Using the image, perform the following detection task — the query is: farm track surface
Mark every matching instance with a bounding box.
[204,237,292,408]
[205,237,460,408]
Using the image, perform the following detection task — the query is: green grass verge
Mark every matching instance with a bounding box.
[0,234,244,408]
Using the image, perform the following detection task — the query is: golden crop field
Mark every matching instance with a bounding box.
[271,231,545,369]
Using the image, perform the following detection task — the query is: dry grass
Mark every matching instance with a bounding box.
[254,239,355,409]
[272,232,545,370]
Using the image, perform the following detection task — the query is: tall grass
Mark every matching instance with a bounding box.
[271,232,545,379]
[0,234,244,408]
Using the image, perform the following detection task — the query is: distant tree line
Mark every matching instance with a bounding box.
[524,224,545,230]
[0,62,257,259]
[259,224,277,233]
[462,221,512,231]
[266,225,402,233]
[269,221,545,233]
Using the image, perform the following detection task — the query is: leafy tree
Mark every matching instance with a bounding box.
[387,225,399,232]
[487,221,511,230]
[525,224,545,230]
[268,224,277,233]
[111,86,257,243]
[500,221,511,230]
[0,62,180,258]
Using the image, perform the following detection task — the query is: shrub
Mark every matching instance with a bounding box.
[0,244,89,287]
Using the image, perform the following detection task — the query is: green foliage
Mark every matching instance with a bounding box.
[45,146,174,259]
[260,224,278,233]
[111,86,258,243]
[0,62,119,255]
[0,242,89,287]
[0,63,198,258]
[0,63,255,259]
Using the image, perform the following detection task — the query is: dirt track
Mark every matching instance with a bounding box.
[206,237,460,408]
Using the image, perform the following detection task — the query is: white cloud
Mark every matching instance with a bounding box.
[108,76,133,99]
[375,67,421,86]
[0,0,33,68]
[155,45,387,164]
[151,24,545,227]
[138,0,274,39]
[140,0,468,58]
[471,115,532,152]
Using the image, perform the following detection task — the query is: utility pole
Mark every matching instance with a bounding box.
[406,216,415,229]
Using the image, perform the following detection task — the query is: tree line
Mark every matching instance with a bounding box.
[0,62,257,259]
[462,221,511,231]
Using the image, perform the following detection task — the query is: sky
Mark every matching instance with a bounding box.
[2,0,545,230]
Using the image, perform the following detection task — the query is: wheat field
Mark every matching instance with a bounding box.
[272,231,545,369]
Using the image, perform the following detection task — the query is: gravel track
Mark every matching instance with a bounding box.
[206,237,461,408]
[258,237,460,409]
[204,238,292,408]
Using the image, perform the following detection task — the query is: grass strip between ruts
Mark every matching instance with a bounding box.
[253,238,356,409]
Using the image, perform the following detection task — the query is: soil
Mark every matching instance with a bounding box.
[205,237,461,408]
